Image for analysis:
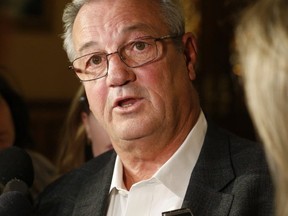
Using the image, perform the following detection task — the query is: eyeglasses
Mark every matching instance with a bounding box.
[69,34,181,82]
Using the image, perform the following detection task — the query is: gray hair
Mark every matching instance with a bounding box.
[62,0,185,61]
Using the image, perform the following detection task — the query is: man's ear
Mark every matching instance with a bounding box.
[182,32,197,81]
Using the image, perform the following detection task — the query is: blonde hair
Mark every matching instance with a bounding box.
[236,0,288,215]
[56,85,89,174]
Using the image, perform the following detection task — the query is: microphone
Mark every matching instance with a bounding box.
[0,147,34,215]
[162,208,193,216]
[0,146,34,194]
[0,191,32,216]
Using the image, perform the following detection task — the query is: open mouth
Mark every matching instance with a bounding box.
[117,98,137,108]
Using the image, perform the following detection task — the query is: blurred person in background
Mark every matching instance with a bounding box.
[56,85,112,175]
[0,71,57,200]
[235,0,288,215]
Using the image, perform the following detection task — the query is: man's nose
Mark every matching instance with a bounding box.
[106,53,136,87]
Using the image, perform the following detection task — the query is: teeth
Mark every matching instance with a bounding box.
[121,103,132,108]
[118,99,134,108]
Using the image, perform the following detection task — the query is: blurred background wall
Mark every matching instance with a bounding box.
[0,0,79,100]
[0,0,256,164]
[182,0,256,141]
[0,0,80,162]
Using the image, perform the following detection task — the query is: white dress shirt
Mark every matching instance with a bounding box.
[107,111,207,216]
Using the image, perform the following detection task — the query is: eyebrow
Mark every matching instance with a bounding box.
[122,23,155,34]
[77,23,156,53]
[78,41,99,53]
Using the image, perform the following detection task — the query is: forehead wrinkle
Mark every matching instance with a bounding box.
[121,23,158,36]
[76,22,160,55]
[78,41,99,53]
[73,0,167,55]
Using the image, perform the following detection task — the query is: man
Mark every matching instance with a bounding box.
[34,0,273,215]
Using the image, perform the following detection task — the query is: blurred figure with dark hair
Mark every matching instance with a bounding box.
[0,73,33,150]
[0,71,57,200]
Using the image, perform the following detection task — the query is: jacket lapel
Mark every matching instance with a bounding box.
[182,122,234,215]
[72,152,116,216]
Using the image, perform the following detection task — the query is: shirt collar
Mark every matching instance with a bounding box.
[154,111,207,197]
[110,153,126,192]
[109,111,207,198]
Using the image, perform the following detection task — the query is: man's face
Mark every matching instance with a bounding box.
[72,0,197,150]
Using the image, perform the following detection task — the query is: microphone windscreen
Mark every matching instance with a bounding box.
[3,179,29,194]
[0,147,34,187]
[0,191,32,216]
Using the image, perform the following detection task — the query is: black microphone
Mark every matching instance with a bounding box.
[162,208,193,216]
[0,146,34,194]
[0,147,34,215]
[0,191,32,216]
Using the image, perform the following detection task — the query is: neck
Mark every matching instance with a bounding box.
[117,108,201,190]
[121,143,178,190]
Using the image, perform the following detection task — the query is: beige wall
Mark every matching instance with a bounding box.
[1,0,80,101]
[181,0,200,34]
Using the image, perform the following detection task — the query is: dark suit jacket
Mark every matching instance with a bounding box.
[34,122,274,216]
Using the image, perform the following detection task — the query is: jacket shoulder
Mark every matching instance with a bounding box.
[33,150,116,215]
